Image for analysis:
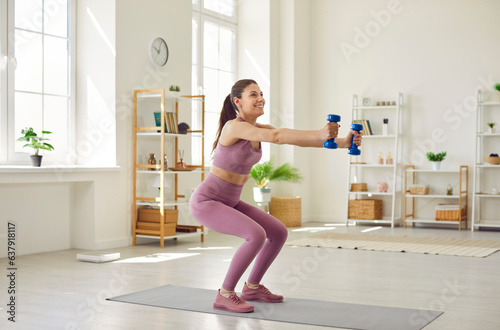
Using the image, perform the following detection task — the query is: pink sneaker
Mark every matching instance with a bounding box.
[240,283,284,303]
[213,289,254,313]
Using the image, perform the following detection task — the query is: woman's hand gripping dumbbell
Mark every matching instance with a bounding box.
[322,114,363,153]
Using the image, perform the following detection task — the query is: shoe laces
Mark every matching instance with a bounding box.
[257,285,272,295]
[228,292,245,305]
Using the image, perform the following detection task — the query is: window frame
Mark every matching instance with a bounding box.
[193,0,237,165]
[0,0,75,165]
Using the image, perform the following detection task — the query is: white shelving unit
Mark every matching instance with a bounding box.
[346,93,403,228]
[132,89,205,247]
[404,166,468,230]
[471,90,500,231]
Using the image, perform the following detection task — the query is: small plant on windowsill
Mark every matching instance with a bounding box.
[169,85,180,92]
[495,83,500,102]
[17,127,54,167]
[426,151,446,170]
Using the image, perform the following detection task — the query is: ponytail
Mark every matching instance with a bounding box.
[212,79,257,154]
[212,94,237,153]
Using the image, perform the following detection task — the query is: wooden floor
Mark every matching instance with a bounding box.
[2,222,500,330]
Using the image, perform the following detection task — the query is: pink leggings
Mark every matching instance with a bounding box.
[190,174,288,291]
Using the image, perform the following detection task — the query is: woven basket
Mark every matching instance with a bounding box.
[351,183,368,192]
[435,206,467,221]
[409,185,429,195]
[270,196,301,227]
[348,199,383,220]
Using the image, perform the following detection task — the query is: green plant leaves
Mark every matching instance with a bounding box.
[426,151,446,162]
[17,127,54,155]
[249,157,303,189]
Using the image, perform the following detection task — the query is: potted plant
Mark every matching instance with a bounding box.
[487,122,496,134]
[249,158,303,203]
[169,85,181,96]
[495,83,500,102]
[426,151,446,170]
[17,127,54,166]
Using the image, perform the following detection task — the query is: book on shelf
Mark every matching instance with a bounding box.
[353,119,372,135]
[163,112,179,134]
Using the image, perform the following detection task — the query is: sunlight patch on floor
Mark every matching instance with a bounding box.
[113,253,200,264]
[291,227,337,233]
[361,226,383,233]
[188,247,234,251]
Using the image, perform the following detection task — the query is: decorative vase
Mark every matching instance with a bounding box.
[30,155,42,167]
[488,127,496,134]
[253,187,271,203]
[432,161,441,171]
[148,153,156,171]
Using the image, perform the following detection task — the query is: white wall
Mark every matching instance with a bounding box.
[115,0,195,238]
[306,0,500,222]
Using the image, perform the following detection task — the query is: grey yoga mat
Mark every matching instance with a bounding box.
[108,284,442,330]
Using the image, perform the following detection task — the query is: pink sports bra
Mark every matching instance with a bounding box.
[212,118,262,175]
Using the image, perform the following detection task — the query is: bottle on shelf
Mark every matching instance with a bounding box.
[382,118,389,135]
[386,152,393,165]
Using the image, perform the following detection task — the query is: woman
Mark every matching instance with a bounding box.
[189,79,362,313]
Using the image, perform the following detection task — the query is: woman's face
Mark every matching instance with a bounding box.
[234,83,265,118]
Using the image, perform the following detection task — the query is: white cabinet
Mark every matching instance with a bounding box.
[471,90,500,231]
[132,89,205,247]
[404,166,468,230]
[346,93,403,228]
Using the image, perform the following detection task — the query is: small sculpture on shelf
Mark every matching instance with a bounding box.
[377,182,388,193]
[148,153,156,171]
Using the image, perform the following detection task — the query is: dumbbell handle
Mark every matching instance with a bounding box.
[323,114,341,149]
[348,123,363,156]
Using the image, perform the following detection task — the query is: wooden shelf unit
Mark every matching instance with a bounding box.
[404,165,468,230]
[132,89,205,247]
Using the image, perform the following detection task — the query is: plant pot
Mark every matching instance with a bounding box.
[488,127,496,134]
[253,187,271,203]
[431,161,441,171]
[30,155,43,167]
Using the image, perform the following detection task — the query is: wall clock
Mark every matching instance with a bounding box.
[149,37,169,67]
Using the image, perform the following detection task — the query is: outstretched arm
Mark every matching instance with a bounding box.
[221,120,339,148]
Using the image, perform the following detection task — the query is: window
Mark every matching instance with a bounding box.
[192,0,236,165]
[0,0,74,164]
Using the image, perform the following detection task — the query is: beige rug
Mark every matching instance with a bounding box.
[286,232,500,257]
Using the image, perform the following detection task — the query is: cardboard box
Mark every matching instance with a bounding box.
[138,208,178,224]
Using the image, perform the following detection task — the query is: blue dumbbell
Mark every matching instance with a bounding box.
[323,114,341,149]
[348,123,363,156]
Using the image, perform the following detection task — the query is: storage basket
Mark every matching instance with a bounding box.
[435,204,467,221]
[136,222,176,236]
[409,184,429,195]
[350,183,368,192]
[348,199,383,220]
[270,196,301,227]
[138,208,178,224]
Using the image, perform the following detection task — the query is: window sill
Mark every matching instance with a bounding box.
[0,165,121,174]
